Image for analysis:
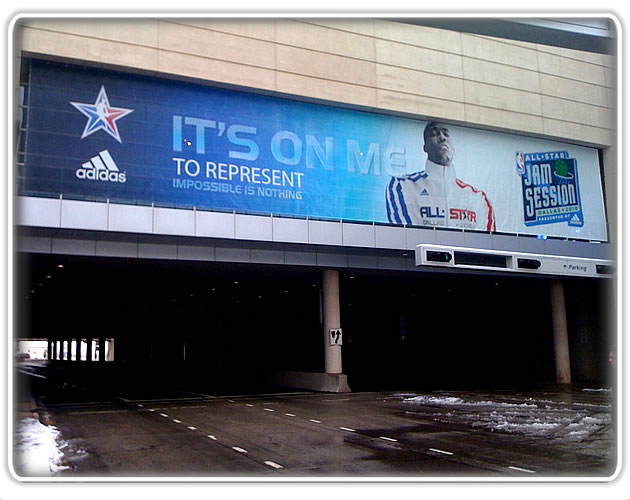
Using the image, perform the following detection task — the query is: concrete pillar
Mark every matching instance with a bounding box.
[322,270,342,374]
[86,338,93,362]
[98,338,106,363]
[106,339,115,361]
[551,281,571,384]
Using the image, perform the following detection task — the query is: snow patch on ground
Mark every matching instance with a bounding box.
[403,394,611,441]
[13,418,72,476]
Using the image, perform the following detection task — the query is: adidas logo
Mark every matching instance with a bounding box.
[570,214,581,224]
[420,188,429,196]
[75,150,126,183]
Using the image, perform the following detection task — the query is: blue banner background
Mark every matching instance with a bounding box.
[21,60,608,240]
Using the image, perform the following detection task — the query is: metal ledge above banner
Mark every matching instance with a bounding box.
[416,244,615,278]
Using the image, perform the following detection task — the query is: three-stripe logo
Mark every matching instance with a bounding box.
[75,150,127,183]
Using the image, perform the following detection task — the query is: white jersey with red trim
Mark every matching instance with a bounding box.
[386,160,496,231]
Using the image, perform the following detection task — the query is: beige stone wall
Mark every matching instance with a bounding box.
[16,17,616,146]
[14,16,617,239]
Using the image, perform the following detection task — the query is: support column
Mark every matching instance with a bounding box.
[323,270,342,374]
[551,281,571,384]
[86,338,93,362]
[98,337,106,363]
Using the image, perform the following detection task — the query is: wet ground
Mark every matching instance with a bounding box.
[12,365,617,479]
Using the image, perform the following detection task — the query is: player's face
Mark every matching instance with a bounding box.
[424,124,454,166]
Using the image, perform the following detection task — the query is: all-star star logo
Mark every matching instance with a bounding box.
[70,86,133,143]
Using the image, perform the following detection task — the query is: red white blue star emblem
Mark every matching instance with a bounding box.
[70,86,133,143]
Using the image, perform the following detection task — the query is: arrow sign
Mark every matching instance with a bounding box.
[329,328,343,346]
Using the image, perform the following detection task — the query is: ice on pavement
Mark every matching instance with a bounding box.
[403,394,611,441]
[13,417,72,476]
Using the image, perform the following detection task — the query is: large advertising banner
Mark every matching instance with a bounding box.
[22,60,609,241]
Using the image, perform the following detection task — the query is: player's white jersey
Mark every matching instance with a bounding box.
[386,160,496,231]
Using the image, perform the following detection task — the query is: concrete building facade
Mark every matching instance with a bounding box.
[12,16,618,393]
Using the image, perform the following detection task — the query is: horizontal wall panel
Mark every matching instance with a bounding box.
[196,211,235,239]
[276,19,375,60]
[176,19,276,42]
[376,88,466,122]
[342,222,375,248]
[465,104,544,136]
[276,45,376,88]
[537,51,607,86]
[60,199,108,231]
[272,217,309,244]
[316,251,348,267]
[275,72,377,108]
[462,57,540,93]
[176,244,215,261]
[158,21,276,69]
[376,64,465,102]
[347,252,378,268]
[375,225,405,250]
[375,38,463,78]
[108,204,153,234]
[215,246,251,262]
[21,26,160,72]
[461,33,539,71]
[157,50,276,91]
[539,73,610,107]
[373,19,462,54]
[235,214,273,241]
[96,240,138,258]
[284,250,317,266]
[17,234,52,253]
[250,248,285,264]
[23,19,159,46]
[153,207,195,236]
[405,227,437,249]
[464,80,542,116]
[309,220,343,246]
[138,242,178,259]
[541,95,613,130]
[51,237,95,255]
[17,196,60,228]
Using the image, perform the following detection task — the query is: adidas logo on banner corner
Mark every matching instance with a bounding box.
[75,150,127,183]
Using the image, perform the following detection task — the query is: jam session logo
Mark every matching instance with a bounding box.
[516,151,583,228]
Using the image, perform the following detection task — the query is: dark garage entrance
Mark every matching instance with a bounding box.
[15,253,611,398]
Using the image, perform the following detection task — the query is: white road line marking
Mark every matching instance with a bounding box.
[264,408,275,412]
[265,461,284,469]
[172,419,181,424]
[429,448,454,455]
[228,400,235,403]
[188,426,197,431]
[148,409,155,412]
[232,447,248,454]
[508,466,536,474]
[309,419,321,424]
[285,413,296,417]
[340,427,356,432]
[379,436,397,442]
[160,413,169,418]
[136,403,144,407]
[246,404,254,407]
[207,435,217,440]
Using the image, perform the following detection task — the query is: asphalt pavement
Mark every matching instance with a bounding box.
[11,372,617,479]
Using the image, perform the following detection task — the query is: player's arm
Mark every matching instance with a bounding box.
[386,177,412,225]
